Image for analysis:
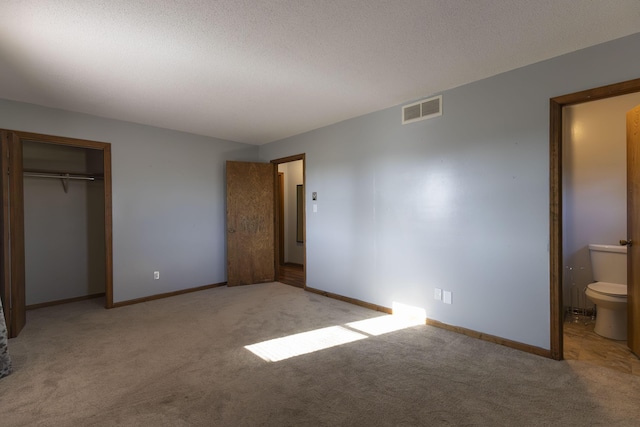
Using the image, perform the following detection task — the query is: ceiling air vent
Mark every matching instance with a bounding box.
[402,95,442,125]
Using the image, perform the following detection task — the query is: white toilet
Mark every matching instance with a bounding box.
[584,244,628,340]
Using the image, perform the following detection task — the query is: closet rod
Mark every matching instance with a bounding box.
[23,172,98,193]
[23,172,95,181]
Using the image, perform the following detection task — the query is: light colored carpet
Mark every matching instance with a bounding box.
[1,282,640,426]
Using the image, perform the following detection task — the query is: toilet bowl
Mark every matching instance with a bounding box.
[585,282,627,340]
[584,244,628,341]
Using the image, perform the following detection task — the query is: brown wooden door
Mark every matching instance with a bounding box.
[226,161,275,286]
[0,132,25,337]
[627,105,640,356]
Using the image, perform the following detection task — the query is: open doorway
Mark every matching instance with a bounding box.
[561,92,640,374]
[22,140,107,309]
[1,130,113,338]
[271,154,305,288]
[550,78,640,362]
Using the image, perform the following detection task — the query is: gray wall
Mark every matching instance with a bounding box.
[2,32,639,350]
[0,100,259,303]
[259,33,640,350]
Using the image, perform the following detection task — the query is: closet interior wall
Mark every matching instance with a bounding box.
[22,141,105,306]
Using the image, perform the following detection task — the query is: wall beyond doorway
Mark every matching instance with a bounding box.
[562,92,640,310]
[278,160,304,265]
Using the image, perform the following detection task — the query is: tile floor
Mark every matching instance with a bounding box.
[563,314,640,376]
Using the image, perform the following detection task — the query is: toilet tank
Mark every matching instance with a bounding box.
[588,244,627,285]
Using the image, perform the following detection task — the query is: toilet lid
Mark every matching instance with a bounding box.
[587,282,627,296]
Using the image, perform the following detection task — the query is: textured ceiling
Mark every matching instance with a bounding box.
[1,1,639,145]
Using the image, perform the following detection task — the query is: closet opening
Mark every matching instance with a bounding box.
[1,130,113,338]
[23,141,106,310]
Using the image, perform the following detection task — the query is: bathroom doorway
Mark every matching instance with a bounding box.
[561,93,640,372]
[550,77,640,365]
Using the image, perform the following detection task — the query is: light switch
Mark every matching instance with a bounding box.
[434,288,442,300]
[312,192,317,200]
[313,204,317,213]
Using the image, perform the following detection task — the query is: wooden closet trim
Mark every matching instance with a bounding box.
[2,129,114,309]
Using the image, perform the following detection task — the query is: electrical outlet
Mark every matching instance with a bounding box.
[154,271,160,280]
[443,291,452,304]
[434,288,442,300]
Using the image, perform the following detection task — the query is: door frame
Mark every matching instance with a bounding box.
[277,172,285,266]
[1,132,25,337]
[1,129,114,317]
[549,77,640,360]
[271,154,306,287]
